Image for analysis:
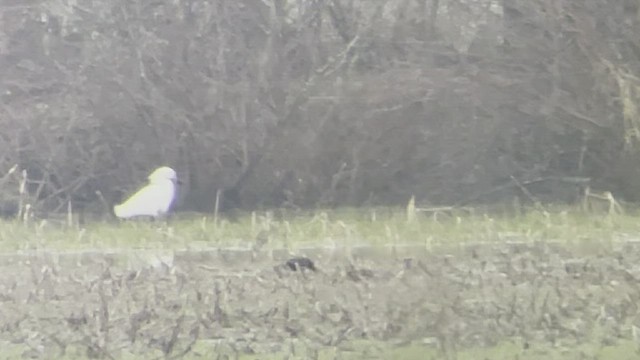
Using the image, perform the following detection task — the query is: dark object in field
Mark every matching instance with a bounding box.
[285,257,317,272]
[346,265,374,282]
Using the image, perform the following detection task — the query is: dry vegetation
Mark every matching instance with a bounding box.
[0,0,640,214]
[0,209,640,358]
[2,231,640,359]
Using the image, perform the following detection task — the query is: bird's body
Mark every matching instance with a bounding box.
[114,166,178,219]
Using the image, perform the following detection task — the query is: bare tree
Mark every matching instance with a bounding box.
[0,0,639,214]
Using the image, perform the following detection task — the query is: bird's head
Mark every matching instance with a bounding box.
[148,166,178,184]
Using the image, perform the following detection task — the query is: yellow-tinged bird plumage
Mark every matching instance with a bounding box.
[114,166,178,219]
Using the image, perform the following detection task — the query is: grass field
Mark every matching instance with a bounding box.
[3,205,640,252]
[1,206,640,359]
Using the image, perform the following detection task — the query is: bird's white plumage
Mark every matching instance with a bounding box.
[114,166,178,219]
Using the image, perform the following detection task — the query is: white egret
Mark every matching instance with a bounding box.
[114,166,179,219]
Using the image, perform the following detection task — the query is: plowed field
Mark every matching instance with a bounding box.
[1,242,640,359]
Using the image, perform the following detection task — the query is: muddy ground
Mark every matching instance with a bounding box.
[1,242,640,359]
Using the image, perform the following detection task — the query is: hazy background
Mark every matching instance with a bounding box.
[1,0,639,215]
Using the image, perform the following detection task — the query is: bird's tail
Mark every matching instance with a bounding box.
[113,204,128,218]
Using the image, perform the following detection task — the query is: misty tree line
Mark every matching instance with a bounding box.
[0,0,639,215]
